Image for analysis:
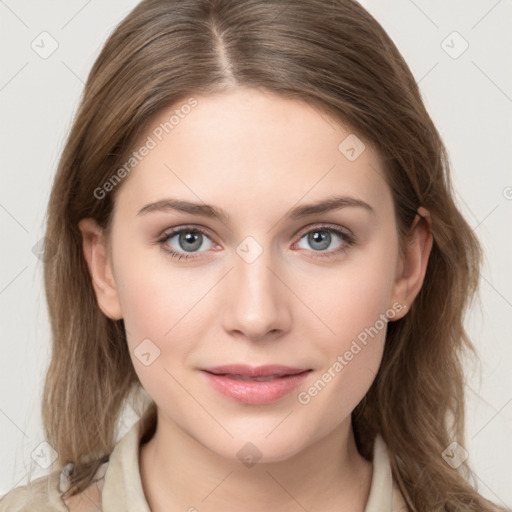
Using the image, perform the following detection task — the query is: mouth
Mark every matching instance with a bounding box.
[200,364,312,405]
[207,374,300,382]
[202,364,310,379]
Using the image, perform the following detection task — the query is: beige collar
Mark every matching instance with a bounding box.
[100,406,407,511]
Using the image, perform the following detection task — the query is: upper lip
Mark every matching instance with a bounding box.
[202,364,310,378]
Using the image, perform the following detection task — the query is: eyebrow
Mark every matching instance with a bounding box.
[137,195,374,223]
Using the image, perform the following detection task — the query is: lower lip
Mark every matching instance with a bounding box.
[201,370,311,405]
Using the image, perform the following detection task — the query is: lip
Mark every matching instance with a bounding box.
[200,365,312,405]
[202,364,308,378]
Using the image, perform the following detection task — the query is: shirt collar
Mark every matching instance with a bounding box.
[101,405,405,512]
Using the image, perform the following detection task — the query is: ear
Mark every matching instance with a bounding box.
[78,218,123,320]
[389,207,433,320]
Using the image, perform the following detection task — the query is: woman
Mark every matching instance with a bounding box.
[0,0,505,510]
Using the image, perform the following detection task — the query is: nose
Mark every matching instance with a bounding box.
[221,244,292,342]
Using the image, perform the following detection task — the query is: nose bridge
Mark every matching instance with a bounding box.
[222,235,290,339]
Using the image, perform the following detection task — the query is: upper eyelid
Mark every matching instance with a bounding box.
[295,223,352,238]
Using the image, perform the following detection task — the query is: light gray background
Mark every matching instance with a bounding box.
[1,0,511,507]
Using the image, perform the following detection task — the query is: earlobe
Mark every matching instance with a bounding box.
[389,207,433,321]
[78,218,123,320]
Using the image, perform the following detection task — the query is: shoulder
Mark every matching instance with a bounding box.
[0,469,67,512]
[0,461,108,512]
[61,462,107,512]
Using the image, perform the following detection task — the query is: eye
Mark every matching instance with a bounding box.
[157,223,355,262]
[157,227,214,261]
[294,224,355,258]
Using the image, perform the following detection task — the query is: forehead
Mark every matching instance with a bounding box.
[113,88,392,220]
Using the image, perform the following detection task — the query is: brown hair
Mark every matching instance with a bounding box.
[34,0,503,510]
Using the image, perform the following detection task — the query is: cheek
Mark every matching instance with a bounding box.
[114,240,192,338]
[114,247,213,380]
[296,275,391,435]
[307,243,398,348]
[115,260,191,408]
[119,273,172,341]
[296,239,398,409]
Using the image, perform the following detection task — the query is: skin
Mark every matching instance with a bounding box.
[79,88,432,512]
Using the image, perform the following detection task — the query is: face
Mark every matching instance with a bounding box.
[83,88,416,463]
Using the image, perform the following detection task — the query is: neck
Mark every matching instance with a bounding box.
[139,409,373,512]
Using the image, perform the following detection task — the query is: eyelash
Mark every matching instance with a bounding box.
[156,224,356,261]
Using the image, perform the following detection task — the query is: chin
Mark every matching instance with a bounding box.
[199,428,309,465]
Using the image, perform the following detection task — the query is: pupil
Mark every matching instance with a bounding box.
[309,231,330,251]
[180,231,202,251]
